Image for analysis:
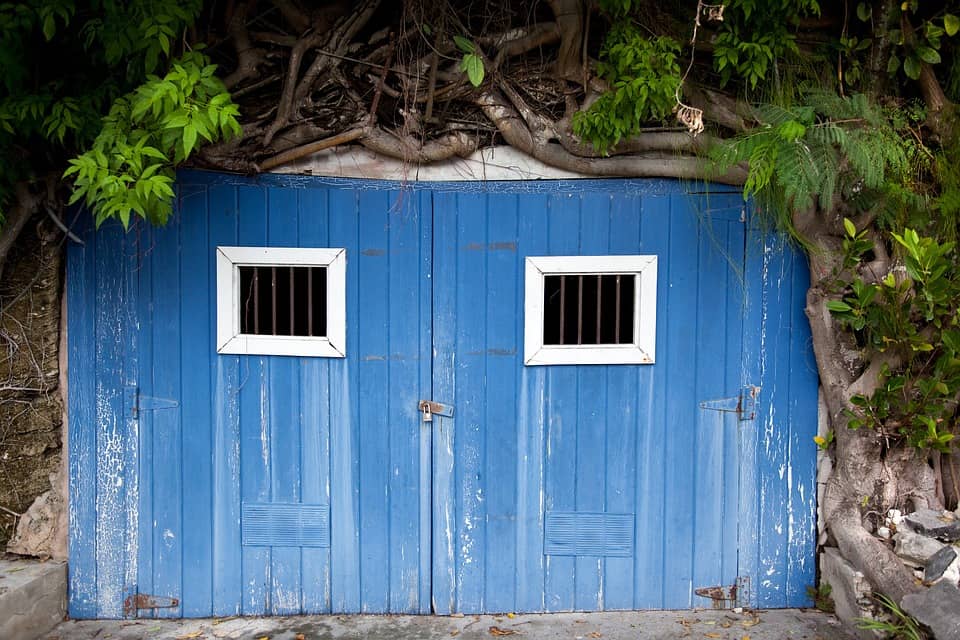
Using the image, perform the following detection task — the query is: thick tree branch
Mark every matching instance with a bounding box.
[223,3,267,90]
[546,0,585,80]
[0,179,51,285]
[360,127,480,163]
[476,89,746,183]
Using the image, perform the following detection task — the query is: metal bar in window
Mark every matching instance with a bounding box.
[307,267,313,337]
[559,275,566,345]
[253,268,260,334]
[577,274,583,345]
[289,267,295,336]
[271,266,277,336]
[614,275,621,344]
[596,274,602,344]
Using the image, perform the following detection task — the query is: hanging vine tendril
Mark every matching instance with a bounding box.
[674,1,725,135]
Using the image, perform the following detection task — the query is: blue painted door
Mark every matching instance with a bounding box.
[430,190,747,612]
[68,174,818,619]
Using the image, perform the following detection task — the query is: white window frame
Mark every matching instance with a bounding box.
[216,246,346,357]
[524,255,657,366]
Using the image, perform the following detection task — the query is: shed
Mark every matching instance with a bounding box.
[67,170,817,618]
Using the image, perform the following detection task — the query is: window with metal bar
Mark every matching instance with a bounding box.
[216,247,346,357]
[238,265,327,337]
[524,255,657,366]
[542,274,635,345]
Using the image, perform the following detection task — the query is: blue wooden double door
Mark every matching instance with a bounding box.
[68,173,819,618]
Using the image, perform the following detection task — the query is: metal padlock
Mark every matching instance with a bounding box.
[419,400,433,422]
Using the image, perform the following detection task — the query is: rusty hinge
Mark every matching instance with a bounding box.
[123,593,180,617]
[695,576,751,609]
[699,385,759,421]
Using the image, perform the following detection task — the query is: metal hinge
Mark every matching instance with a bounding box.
[699,385,760,421]
[123,592,180,617]
[419,400,454,422]
[695,576,751,609]
[124,385,179,418]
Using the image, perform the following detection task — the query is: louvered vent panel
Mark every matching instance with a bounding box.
[544,512,634,557]
[241,502,330,548]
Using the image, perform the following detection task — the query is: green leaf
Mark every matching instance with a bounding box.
[903,55,921,79]
[843,218,856,238]
[42,14,56,41]
[182,124,197,156]
[915,46,941,65]
[887,54,900,74]
[460,53,484,87]
[856,2,871,21]
[826,300,853,313]
[453,35,475,54]
[946,14,960,36]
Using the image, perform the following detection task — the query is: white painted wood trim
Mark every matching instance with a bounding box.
[523,255,657,366]
[215,246,346,357]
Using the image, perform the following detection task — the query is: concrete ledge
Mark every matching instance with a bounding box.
[0,558,66,640]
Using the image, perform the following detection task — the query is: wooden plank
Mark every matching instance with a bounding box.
[209,183,243,616]
[515,193,549,613]
[266,186,303,614]
[737,215,766,609]
[633,195,670,609]
[431,191,458,614]
[482,193,519,613]
[67,214,98,618]
[94,221,130,618]
[756,233,792,607]
[721,218,746,585]
[384,189,428,613]
[416,190,433,614]
[660,194,699,608]
[453,192,489,612]
[690,208,734,603]
[356,189,391,612]
[298,186,333,614]
[543,191,579,612]
[237,185,271,615]
[179,186,214,617]
[150,209,184,618]
[329,187,361,613]
[135,222,156,615]
[784,243,818,606]
[602,193,641,610]
[574,192,610,611]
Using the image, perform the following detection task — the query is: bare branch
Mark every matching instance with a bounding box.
[259,127,368,170]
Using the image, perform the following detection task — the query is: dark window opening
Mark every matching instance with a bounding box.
[543,274,635,345]
[239,265,327,337]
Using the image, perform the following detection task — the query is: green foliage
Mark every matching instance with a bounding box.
[63,52,241,228]
[0,0,205,225]
[806,582,835,612]
[712,0,820,89]
[454,37,485,87]
[829,226,960,452]
[872,2,960,82]
[572,25,680,153]
[857,593,928,640]
[715,93,927,226]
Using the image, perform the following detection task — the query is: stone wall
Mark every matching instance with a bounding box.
[0,218,64,557]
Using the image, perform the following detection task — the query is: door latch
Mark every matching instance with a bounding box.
[419,400,454,422]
